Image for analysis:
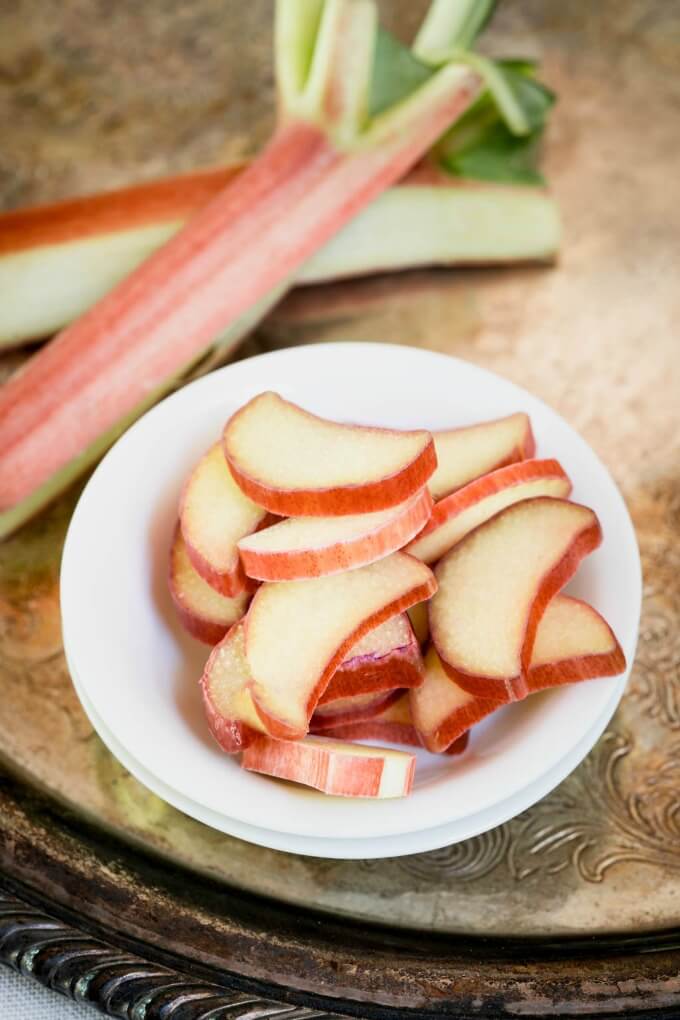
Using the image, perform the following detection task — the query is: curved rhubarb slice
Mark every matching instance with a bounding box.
[429,413,534,501]
[238,486,432,581]
[315,691,470,756]
[528,595,625,691]
[319,613,423,704]
[411,646,504,752]
[169,527,249,645]
[430,497,601,702]
[180,443,268,597]
[311,689,402,730]
[407,459,571,564]
[223,392,436,516]
[241,734,416,799]
[200,622,267,753]
[244,551,436,739]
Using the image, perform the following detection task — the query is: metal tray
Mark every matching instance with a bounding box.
[1,1,679,1016]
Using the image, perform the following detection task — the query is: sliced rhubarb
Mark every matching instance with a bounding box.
[319,613,424,704]
[528,594,625,691]
[238,485,433,580]
[413,594,625,751]
[313,691,470,755]
[428,412,534,501]
[0,168,559,349]
[407,458,571,564]
[244,551,436,739]
[241,734,416,798]
[411,645,504,752]
[310,689,402,730]
[200,621,267,753]
[224,392,436,516]
[169,526,249,645]
[430,497,601,702]
[180,443,267,597]
[0,0,482,538]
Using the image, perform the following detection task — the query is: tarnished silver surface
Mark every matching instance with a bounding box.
[1,0,679,940]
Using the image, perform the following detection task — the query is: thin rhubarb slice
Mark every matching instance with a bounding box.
[244,551,436,739]
[407,458,571,564]
[311,689,402,730]
[411,645,504,752]
[241,734,416,798]
[413,595,625,751]
[312,691,470,755]
[428,412,534,501]
[0,167,559,349]
[430,497,601,701]
[238,486,433,580]
[200,622,267,753]
[169,527,249,645]
[319,613,424,704]
[224,392,436,516]
[528,595,625,691]
[180,443,267,597]
[0,0,481,538]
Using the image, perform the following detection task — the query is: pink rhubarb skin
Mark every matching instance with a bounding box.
[0,76,478,516]
[319,615,424,704]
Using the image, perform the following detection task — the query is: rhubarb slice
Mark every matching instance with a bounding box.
[224,392,436,516]
[429,412,534,501]
[169,527,249,645]
[241,734,416,798]
[238,486,433,580]
[180,443,267,597]
[408,458,571,564]
[319,613,424,704]
[311,689,402,730]
[312,691,470,755]
[244,551,436,739]
[430,497,601,701]
[411,645,504,752]
[200,622,267,753]
[528,595,625,691]
[413,594,625,751]
[0,0,482,538]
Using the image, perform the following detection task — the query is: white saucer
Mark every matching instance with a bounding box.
[61,343,641,850]
[69,656,625,858]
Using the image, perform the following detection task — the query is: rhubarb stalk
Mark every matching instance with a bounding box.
[0,0,484,537]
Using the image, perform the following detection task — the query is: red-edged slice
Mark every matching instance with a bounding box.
[241,735,416,798]
[310,689,402,730]
[180,443,268,597]
[407,459,571,564]
[315,691,469,756]
[238,486,433,581]
[245,552,436,739]
[429,413,535,501]
[430,497,601,702]
[411,646,504,752]
[199,622,266,753]
[528,595,625,691]
[319,613,423,705]
[413,595,625,751]
[223,392,436,516]
[168,527,249,645]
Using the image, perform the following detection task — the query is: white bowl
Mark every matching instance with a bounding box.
[61,342,641,852]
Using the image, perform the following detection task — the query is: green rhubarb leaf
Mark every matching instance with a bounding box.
[438,59,554,185]
[442,123,546,185]
[368,28,435,118]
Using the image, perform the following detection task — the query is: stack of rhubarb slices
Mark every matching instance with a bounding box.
[168,392,625,799]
